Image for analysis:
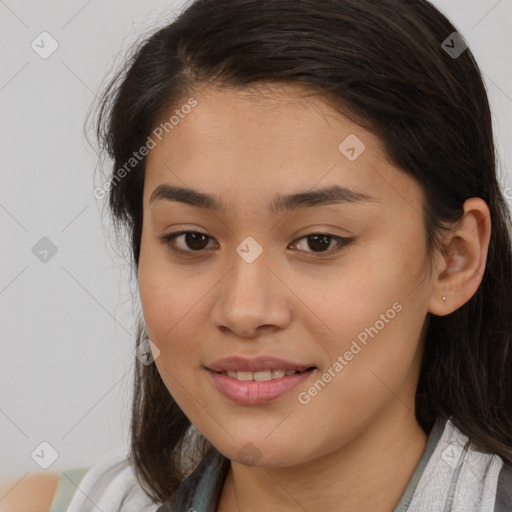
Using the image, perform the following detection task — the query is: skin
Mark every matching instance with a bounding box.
[138,83,491,512]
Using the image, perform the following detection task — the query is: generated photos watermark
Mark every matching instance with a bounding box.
[93,97,198,200]
[298,301,403,404]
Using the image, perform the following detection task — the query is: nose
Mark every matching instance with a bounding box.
[210,250,292,338]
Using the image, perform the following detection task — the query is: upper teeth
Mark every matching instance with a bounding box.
[224,369,298,381]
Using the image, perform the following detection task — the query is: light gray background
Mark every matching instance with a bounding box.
[1,0,511,480]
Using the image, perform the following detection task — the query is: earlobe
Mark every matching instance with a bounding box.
[428,197,491,317]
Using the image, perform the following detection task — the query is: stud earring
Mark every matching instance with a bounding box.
[442,296,446,301]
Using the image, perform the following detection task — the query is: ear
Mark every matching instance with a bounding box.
[428,197,491,316]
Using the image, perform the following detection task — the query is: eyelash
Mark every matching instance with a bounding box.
[158,231,353,259]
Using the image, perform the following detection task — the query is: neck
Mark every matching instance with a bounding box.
[216,406,429,512]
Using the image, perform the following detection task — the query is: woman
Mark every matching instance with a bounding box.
[14,0,512,510]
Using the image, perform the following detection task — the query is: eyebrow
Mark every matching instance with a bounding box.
[149,183,377,215]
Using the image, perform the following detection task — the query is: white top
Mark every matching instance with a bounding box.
[65,447,159,512]
[407,419,504,511]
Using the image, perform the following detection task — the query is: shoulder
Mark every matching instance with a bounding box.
[441,418,512,512]
[0,449,159,512]
[494,460,512,512]
[407,417,507,510]
[60,448,160,512]
[49,466,90,511]
[0,472,60,512]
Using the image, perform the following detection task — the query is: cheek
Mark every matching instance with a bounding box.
[137,248,208,373]
[138,236,190,338]
[138,263,174,342]
[138,274,196,359]
[138,260,204,410]
[295,248,425,400]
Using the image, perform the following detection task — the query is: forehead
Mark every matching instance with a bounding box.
[143,84,423,214]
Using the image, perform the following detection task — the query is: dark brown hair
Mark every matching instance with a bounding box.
[90,0,512,503]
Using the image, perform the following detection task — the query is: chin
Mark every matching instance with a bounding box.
[214,437,311,468]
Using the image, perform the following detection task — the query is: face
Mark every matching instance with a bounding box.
[138,84,434,468]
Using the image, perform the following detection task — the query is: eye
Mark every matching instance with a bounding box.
[288,233,353,258]
[159,231,353,258]
[159,231,217,255]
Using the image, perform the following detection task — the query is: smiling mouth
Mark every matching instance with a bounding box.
[208,366,317,405]
[216,367,316,382]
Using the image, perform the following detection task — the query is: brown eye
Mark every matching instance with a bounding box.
[159,231,216,254]
[304,234,333,253]
[290,233,353,257]
[181,232,210,251]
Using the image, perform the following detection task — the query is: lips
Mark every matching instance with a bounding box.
[207,367,317,405]
[205,355,317,404]
[206,355,315,373]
